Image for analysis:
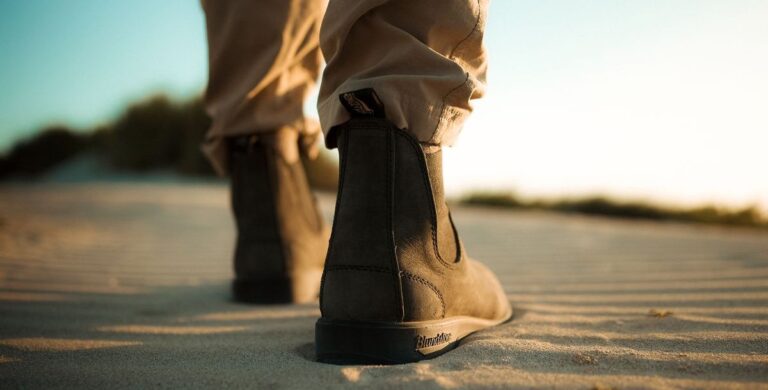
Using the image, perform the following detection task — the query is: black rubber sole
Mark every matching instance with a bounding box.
[315,309,513,365]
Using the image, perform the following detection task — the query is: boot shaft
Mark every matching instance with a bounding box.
[229,132,325,278]
[320,117,460,322]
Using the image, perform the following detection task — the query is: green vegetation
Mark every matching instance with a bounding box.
[462,192,768,229]
[0,126,92,178]
[104,96,212,175]
[0,94,338,191]
[2,93,763,228]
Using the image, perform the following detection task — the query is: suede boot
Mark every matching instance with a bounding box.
[229,129,328,304]
[315,90,512,364]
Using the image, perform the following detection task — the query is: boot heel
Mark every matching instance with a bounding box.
[233,268,323,304]
[315,313,511,365]
[232,278,293,304]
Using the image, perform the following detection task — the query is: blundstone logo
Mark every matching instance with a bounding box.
[342,93,375,115]
[414,332,452,350]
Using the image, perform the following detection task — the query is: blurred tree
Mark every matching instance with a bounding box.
[0,126,91,178]
[105,95,211,174]
[175,98,215,176]
[0,93,338,189]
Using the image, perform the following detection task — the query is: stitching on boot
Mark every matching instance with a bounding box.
[401,271,446,319]
[325,265,392,273]
[387,123,406,321]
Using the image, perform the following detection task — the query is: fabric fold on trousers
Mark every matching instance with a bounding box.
[201,0,326,175]
[318,0,489,148]
[200,0,489,174]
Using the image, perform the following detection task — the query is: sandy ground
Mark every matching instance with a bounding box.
[1,183,767,389]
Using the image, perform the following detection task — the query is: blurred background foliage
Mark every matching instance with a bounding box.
[0,93,764,228]
[462,192,768,229]
[0,94,339,191]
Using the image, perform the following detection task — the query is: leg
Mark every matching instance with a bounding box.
[315,0,512,363]
[202,0,326,174]
[318,0,488,148]
[201,0,329,303]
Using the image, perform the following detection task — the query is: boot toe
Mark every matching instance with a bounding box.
[468,259,513,322]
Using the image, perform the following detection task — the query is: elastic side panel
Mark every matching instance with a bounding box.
[392,130,447,321]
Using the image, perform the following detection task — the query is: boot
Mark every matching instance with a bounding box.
[228,129,328,304]
[315,91,512,363]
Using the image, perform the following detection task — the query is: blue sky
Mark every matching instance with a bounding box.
[1,1,767,208]
[0,0,207,145]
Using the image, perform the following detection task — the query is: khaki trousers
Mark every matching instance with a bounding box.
[202,0,489,175]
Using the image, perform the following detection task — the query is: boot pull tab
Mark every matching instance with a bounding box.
[339,88,386,118]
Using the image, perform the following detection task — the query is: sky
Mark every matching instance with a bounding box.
[1,1,767,210]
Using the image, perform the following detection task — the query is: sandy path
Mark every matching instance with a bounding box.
[1,183,767,389]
